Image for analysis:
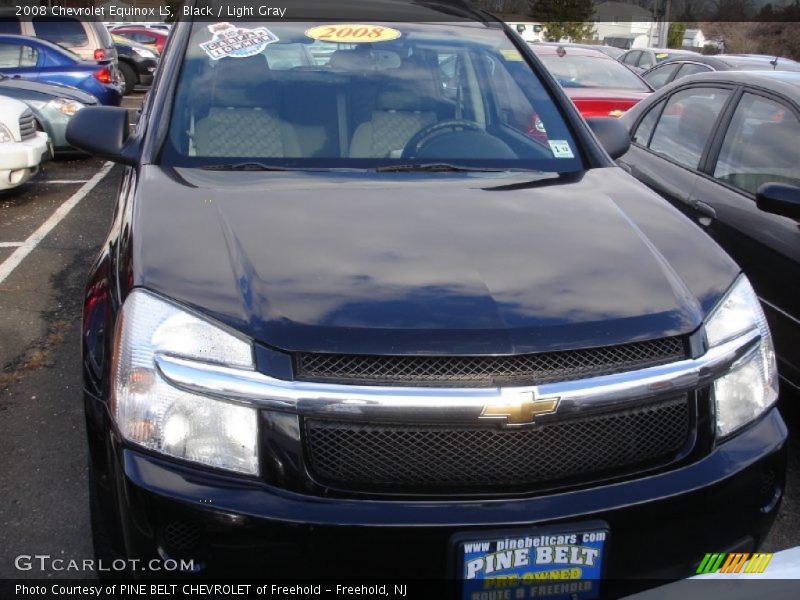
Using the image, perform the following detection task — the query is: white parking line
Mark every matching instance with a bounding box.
[0,242,24,248]
[0,162,114,285]
[38,179,91,184]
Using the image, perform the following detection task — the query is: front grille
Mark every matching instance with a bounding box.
[18,110,36,141]
[295,337,687,387]
[161,520,202,552]
[305,397,691,492]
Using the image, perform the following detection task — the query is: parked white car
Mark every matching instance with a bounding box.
[0,96,50,191]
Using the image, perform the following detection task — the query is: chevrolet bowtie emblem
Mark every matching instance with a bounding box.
[480,392,560,426]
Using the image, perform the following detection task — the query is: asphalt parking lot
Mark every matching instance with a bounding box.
[0,89,797,579]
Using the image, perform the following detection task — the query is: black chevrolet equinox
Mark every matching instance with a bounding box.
[68,0,787,593]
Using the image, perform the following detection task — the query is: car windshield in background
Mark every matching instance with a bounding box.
[538,54,650,91]
[163,22,583,172]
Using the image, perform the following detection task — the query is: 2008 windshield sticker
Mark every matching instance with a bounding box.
[305,24,402,43]
[548,140,575,159]
[200,23,279,60]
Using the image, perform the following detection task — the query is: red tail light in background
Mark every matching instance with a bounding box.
[93,67,113,84]
[572,98,640,119]
[94,48,106,60]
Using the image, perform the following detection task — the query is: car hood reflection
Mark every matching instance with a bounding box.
[130,166,739,355]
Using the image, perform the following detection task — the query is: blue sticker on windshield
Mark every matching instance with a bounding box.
[200,23,279,60]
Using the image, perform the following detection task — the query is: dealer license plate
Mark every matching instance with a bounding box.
[455,522,608,600]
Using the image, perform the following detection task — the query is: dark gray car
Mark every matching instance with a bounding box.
[619,48,699,73]
[642,54,800,89]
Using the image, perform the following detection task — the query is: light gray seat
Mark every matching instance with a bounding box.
[349,90,437,158]
[194,56,300,157]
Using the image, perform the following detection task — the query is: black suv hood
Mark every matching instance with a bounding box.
[130,166,738,355]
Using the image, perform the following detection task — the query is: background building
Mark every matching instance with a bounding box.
[592,1,656,48]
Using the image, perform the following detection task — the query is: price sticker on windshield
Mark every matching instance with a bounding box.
[305,24,402,43]
[500,49,524,61]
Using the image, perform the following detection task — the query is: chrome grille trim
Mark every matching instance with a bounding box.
[18,110,36,141]
[154,328,759,424]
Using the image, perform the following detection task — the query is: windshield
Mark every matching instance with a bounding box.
[161,22,583,172]
[537,54,650,91]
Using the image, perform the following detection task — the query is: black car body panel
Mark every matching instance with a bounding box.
[619,71,800,387]
[74,3,786,585]
[129,166,737,356]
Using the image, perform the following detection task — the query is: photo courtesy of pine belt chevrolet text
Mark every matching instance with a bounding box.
[63,0,788,596]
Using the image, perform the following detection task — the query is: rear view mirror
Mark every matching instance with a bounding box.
[66,107,136,165]
[756,182,800,219]
[585,117,631,160]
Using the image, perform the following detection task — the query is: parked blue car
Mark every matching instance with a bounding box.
[0,34,123,106]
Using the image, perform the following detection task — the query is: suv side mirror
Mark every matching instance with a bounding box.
[586,117,631,160]
[756,182,800,219]
[66,107,136,165]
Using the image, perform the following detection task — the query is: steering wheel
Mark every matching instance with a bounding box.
[401,119,485,159]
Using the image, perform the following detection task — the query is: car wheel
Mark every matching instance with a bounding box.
[118,62,137,96]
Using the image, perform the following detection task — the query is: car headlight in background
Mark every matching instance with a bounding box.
[132,46,157,59]
[48,98,85,117]
[706,276,778,438]
[112,289,259,475]
[0,123,15,143]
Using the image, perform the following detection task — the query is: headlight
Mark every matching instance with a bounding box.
[0,123,15,143]
[706,276,778,437]
[48,98,84,116]
[112,289,259,475]
[133,47,157,59]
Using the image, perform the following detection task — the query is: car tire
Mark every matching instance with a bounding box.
[118,62,137,96]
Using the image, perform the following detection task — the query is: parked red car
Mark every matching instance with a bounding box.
[529,44,653,119]
[110,26,167,54]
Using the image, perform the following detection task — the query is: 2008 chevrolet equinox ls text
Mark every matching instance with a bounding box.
[67,0,787,593]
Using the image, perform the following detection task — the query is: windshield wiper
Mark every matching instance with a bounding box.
[201,162,294,171]
[374,163,507,173]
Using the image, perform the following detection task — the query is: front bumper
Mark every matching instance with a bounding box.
[39,108,72,153]
[96,402,786,581]
[0,132,50,190]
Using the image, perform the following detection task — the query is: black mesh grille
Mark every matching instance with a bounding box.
[296,337,687,387]
[162,520,201,552]
[305,397,691,492]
